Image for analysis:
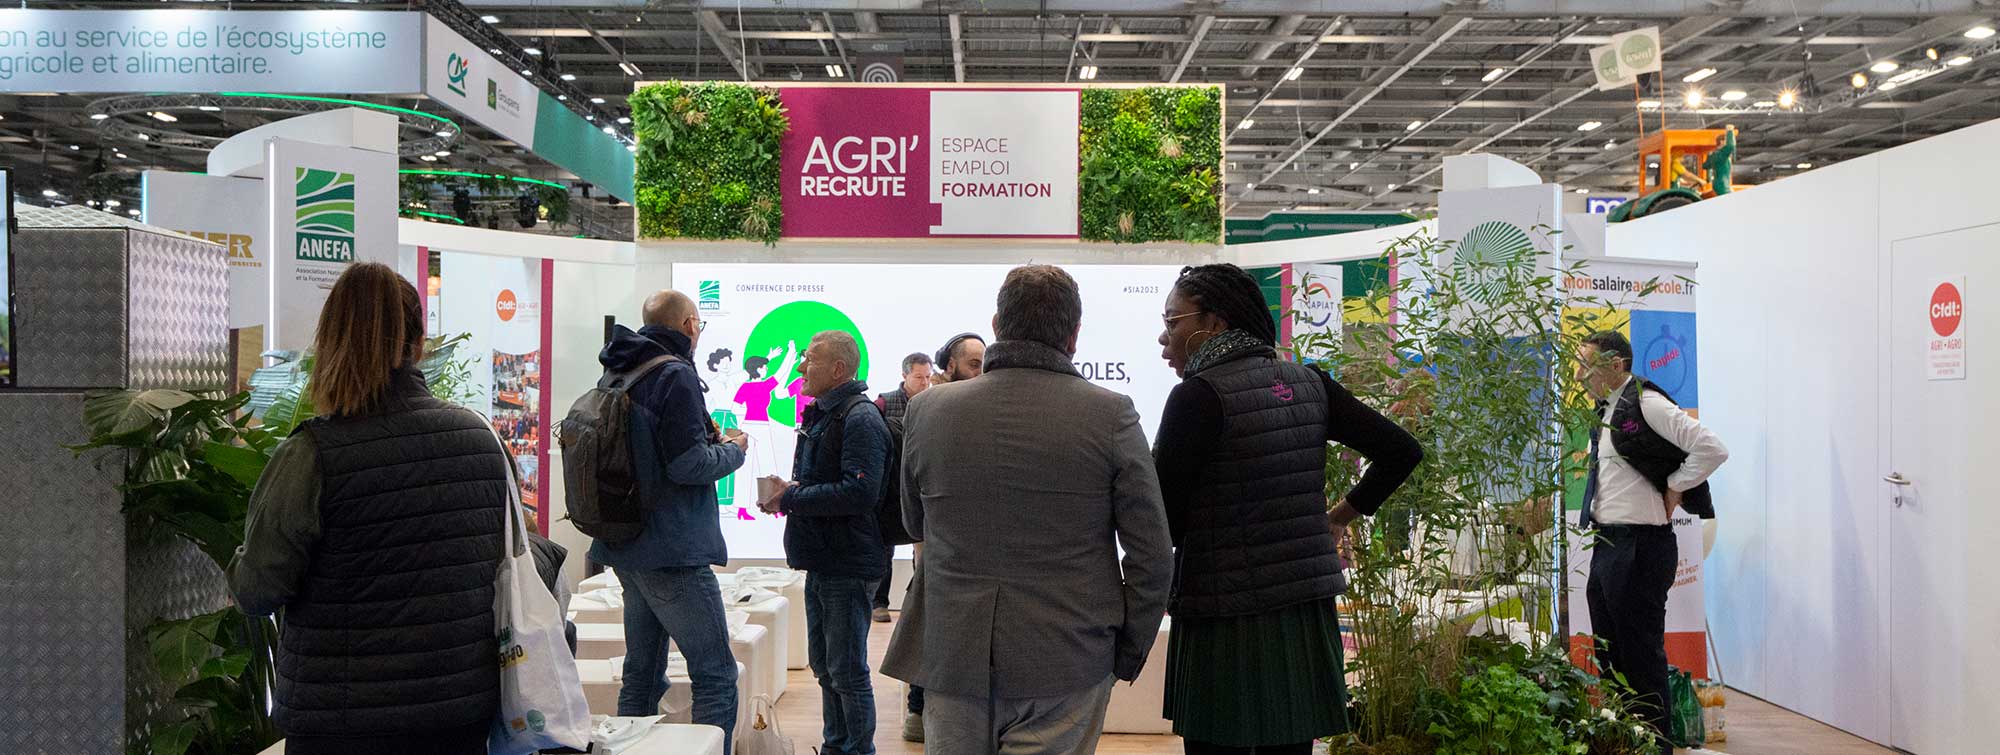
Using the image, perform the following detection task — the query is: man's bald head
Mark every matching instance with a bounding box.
[643,290,696,329]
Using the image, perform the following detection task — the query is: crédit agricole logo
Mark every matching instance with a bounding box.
[445,52,471,96]
[294,168,356,263]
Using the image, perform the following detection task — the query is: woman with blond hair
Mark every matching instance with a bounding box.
[229,262,509,754]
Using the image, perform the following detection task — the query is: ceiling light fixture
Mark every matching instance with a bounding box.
[1078,65,1099,80]
[561,73,577,81]
[1285,66,1304,81]
[1638,99,1661,109]
[1308,188,1320,194]
[1949,55,1973,67]
[521,68,534,77]
[1797,162,1813,169]
[435,150,451,157]
[1237,118,1255,129]
[1573,188,1589,194]
[137,133,151,141]
[105,199,120,208]
[67,144,79,150]
[1852,72,1868,88]
[523,47,542,56]
[1880,81,1900,91]
[1684,89,1703,107]
[481,15,500,23]
[617,116,631,124]
[1603,140,1616,149]
[1406,120,1422,131]
[127,209,140,217]
[1967,25,1996,40]
[114,152,127,159]
[436,130,453,137]
[489,48,503,55]
[1870,60,1899,74]
[1483,67,1505,82]
[591,97,606,104]
[41,188,57,198]
[149,111,177,122]
[1682,67,1717,83]
[1577,121,1602,131]
[602,126,616,135]
[89,113,109,120]
[198,105,220,112]
[421,155,438,162]
[1778,89,1797,108]
[1721,90,1748,101]
[619,61,643,77]
[1927,48,1940,61]
[557,94,567,101]
[1753,100,1776,108]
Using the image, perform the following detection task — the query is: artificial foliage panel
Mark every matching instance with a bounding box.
[1078,86,1223,244]
[632,81,789,244]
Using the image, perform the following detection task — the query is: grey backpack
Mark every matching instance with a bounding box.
[558,354,676,544]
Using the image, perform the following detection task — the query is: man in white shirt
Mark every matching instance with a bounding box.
[1576,331,1729,755]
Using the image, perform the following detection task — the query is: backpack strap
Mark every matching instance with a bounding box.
[600,353,680,391]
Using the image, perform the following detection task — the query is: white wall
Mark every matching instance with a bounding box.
[1223,219,1438,267]
[1607,117,2000,744]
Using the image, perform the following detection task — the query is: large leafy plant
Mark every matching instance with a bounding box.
[631,81,788,244]
[1079,86,1222,243]
[1304,231,1651,753]
[79,334,477,755]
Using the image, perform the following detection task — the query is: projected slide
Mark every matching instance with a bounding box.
[675,263,1186,559]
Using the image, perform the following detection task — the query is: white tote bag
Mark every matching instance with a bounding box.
[490,452,593,754]
[739,694,796,755]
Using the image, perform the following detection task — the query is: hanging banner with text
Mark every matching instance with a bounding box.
[1560,255,1709,678]
[265,137,396,351]
[778,86,1080,238]
[0,9,422,93]
[1928,277,1966,381]
[1286,262,1345,361]
[143,170,268,329]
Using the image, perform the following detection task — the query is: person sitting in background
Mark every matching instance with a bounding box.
[869,352,933,624]
[758,330,891,755]
[228,262,508,755]
[886,265,1174,755]
[590,290,749,752]
[1153,263,1423,755]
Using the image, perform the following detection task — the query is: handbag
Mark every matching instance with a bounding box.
[490,444,594,754]
[739,694,796,755]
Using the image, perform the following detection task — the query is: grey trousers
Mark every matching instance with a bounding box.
[921,675,1116,755]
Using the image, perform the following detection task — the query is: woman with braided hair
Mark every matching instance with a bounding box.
[1153,263,1423,755]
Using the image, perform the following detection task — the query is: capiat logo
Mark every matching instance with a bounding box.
[699,280,723,311]
[1298,281,1339,328]
[293,168,356,264]
[445,53,470,97]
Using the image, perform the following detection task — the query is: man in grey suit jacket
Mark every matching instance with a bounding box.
[882,265,1174,755]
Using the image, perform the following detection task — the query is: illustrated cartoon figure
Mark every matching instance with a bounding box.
[729,342,799,514]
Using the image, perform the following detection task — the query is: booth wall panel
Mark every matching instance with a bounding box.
[1607,118,2000,744]
[126,229,230,391]
[0,392,128,753]
[548,261,642,584]
[12,228,130,389]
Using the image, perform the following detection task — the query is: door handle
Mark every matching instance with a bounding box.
[1883,473,1913,486]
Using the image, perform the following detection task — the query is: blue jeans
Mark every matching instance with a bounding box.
[618,567,739,754]
[807,573,878,755]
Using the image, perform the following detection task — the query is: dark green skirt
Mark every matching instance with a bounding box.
[1163,597,1350,747]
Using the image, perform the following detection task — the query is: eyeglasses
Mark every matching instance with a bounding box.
[1163,311,1204,329]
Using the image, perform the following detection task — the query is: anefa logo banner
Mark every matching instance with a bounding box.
[0,9,422,93]
[266,138,395,351]
[778,86,1080,238]
[293,168,356,263]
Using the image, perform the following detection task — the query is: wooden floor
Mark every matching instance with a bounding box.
[771,616,1891,755]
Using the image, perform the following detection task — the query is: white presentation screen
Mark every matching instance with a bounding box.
[673,263,1186,559]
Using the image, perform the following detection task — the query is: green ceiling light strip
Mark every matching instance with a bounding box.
[219,92,462,132]
[401,208,467,225]
[399,169,567,190]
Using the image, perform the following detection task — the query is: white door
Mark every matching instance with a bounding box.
[1887,225,2000,752]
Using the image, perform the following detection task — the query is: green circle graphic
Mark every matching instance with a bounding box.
[1454,220,1535,306]
[1596,49,1621,80]
[742,301,869,428]
[1620,34,1657,69]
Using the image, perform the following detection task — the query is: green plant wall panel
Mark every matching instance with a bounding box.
[632,81,788,244]
[1078,86,1223,244]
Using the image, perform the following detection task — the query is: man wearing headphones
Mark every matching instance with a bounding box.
[933,332,987,385]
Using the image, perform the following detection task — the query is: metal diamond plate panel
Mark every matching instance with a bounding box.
[0,392,128,754]
[124,536,228,750]
[127,229,229,391]
[12,228,128,389]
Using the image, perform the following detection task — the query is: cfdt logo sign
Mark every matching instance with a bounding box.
[496,289,519,322]
[1931,282,1964,337]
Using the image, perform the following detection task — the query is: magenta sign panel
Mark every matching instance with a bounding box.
[779,87,935,237]
[777,86,1081,239]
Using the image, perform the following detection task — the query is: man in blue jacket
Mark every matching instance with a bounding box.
[758,330,890,755]
[592,289,748,751]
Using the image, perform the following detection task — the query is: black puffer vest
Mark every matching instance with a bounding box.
[1173,350,1345,618]
[275,369,508,736]
[877,387,910,422]
[1607,378,1715,519]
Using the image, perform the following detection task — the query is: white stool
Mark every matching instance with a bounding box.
[724,568,808,670]
[1104,617,1174,734]
[731,595,792,699]
[574,621,777,707]
[626,723,726,755]
[580,656,751,750]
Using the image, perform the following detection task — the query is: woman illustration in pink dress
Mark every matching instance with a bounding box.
[731,341,799,515]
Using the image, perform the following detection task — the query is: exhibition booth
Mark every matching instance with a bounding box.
[9,14,1997,749]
